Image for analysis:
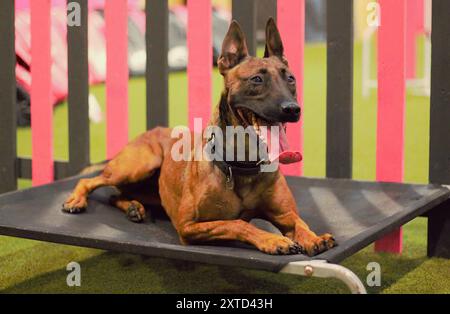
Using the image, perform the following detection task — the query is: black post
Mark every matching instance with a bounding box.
[67,0,90,175]
[427,0,450,260]
[257,0,277,30]
[428,199,450,258]
[326,0,353,179]
[429,0,450,185]
[0,0,17,193]
[146,0,169,129]
[232,0,257,56]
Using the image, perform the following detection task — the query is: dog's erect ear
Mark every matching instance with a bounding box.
[217,21,249,75]
[264,18,286,63]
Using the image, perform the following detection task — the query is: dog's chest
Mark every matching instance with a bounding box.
[196,189,244,221]
[235,184,262,209]
[195,185,265,222]
[195,172,276,221]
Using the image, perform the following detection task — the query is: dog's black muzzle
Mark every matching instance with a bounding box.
[234,100,301,124]
[279,101,301,122]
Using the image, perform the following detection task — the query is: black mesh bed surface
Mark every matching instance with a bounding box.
[0,174,448,272]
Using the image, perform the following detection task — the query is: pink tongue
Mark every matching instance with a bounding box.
[266,125,302,164]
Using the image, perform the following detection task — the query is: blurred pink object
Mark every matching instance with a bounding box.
[14,0,140,107]
[15,0,138,11]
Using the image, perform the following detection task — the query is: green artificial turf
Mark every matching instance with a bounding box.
[2,39,449,294]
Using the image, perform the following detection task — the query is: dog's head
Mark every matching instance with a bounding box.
[218,18,301,131]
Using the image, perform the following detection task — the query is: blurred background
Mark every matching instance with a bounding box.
[14,0,431,184]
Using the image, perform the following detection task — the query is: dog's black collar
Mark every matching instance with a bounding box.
[206,134,264,178]
[213,159,262,176]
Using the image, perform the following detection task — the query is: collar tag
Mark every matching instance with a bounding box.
[256,158,270,166]
[225,167,234,190]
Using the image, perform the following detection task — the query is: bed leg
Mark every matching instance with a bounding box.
[280,260,367,294]
[427,198,450,258]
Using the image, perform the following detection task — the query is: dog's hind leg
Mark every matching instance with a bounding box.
[62,162,160,214]
[62,174,111,213]
[62,130,164,214]
[109,195,147,223]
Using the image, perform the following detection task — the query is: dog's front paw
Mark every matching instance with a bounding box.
[62,194,87,214]
[296,233,337,257]
[258,235,304,255]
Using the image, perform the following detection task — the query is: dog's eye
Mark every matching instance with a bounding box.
[287,75,296,84]
[249,75,264,84]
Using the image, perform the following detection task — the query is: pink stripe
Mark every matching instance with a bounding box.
[105,0,129,159]
[413,0,425,33]
[30,0,53,186]
[375,0,406,254]
[187,0,212,129]
[278,0,304,176]
[375,229,403,253]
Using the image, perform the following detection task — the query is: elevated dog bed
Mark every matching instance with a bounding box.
[0,173,448,293]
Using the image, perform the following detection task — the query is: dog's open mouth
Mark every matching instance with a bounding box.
[236,108,302,165]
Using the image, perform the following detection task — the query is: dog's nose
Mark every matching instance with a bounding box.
[281,102,301,117]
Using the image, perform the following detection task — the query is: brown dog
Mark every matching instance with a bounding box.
[62,19,336,256]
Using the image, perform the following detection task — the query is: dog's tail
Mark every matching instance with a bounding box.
[79,161,108,175]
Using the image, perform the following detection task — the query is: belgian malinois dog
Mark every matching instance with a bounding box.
[63,19,336,256]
